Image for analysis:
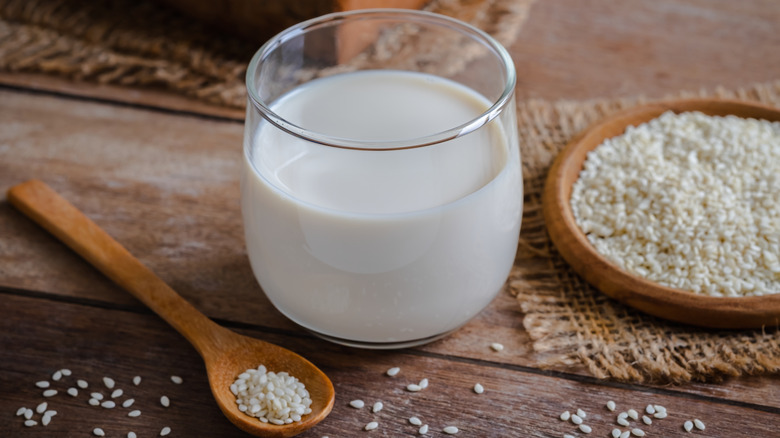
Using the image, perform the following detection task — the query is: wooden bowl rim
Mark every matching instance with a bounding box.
[542,98,780,329]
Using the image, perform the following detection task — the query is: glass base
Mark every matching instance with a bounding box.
[306,328,458,350]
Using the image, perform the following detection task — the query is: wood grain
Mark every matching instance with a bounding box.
[543,99,780,328]
[1,292,778,437]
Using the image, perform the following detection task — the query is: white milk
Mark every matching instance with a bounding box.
[242,70,522,345]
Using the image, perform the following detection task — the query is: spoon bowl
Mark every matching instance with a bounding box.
[7,179,335,437]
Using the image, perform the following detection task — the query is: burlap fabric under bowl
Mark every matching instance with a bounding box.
[0,0,534,108]
[511,80,780,383]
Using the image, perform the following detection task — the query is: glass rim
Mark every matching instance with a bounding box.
[245,8,516,151]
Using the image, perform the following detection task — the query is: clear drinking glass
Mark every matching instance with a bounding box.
[242,9,521,349]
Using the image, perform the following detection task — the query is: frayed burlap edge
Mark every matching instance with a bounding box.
[509,80,780,384]
[0,0,534,109]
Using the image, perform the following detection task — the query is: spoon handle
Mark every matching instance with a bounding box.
[7,179,229,357]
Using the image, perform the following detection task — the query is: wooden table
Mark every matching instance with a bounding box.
[1,1,778,436]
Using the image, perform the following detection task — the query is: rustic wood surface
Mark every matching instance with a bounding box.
[1,0,778,436]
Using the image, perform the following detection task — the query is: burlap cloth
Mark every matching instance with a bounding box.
[510,81,780,383]
[0,0,534,108]
[2,0,778,384]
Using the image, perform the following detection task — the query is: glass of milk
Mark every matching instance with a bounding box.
[242,9,521,348]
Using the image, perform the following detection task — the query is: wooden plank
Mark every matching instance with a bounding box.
[1,292,778,437]
[1,87,778,410]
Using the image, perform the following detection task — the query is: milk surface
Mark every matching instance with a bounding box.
[242,70,522,345]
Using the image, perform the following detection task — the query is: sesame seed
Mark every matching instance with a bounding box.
[620,432,630,438]
[67,387,78,397]
[473,383,484,394]
[612,428,621,438]
[101,401,116,409]
[77,379,89,389]
[642,415,652,425]
[103,377,115,389]
[693,419,705,430]
[654,405,666,413]
[618,417,630,427]
[128,433,137,438]
[631,428,645,437]
[409,417,422,426]
[349,400,365,409]
[122,399,135,408]
[364,421,378,431]
[133,376,142,386]
[93,428,106,436]
[160,426,172,436]
[579,424,592,434]
[419,424,428,434]
[61,369,72,376]
[564,435,575,438]
[607,400,616,411]
[372,401,383,413]
[653,411,668,419]
[683,420,694,432]
[160,395,170,407]
[41,416,51,426]
[645,405,655,415]
[111,389,123,398]
[627,409,639,420]
[23,409,33,419]
[16,407,26,416]
[386,367,400,377]
[577,408,587,419]
[52,371,62,381]
[89,398,100,406]
[560,411,571,421]
[35,381,50,388]
[91,392,104,400]
[36,402,48,414]
[406,384,422,392]
[418,378,429,389]
[490,343,504,352]
[171,375,183,384]
[443,426,459,434]
[571,414,583,425]
[128,410,141,417]
[24,420,38,427]
[618,412,628,420]
[42,389,57,397]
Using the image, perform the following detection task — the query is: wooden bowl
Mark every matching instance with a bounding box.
[542,99,780,329]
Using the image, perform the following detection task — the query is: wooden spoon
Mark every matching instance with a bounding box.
[7,179,335,437]
[543,99,780,329]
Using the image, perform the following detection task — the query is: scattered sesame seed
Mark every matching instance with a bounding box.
[577,408,587,419]
[93,428,106,436]
[490,343,504,352]
[24,420,38,427]
[89,398,100,406]
[171,375,183,384]
[654,405,666,413]
[16,407,26,416]
[642,415,652,425]
[560,411,571,421]
[77,379,89,389]
[103,377,115,389]
[160,395,170,407]
[684,420,694,432]
[653,411,668,419]
[101,401,116,409]
[111,389,123,398]
[61,369,72,376]
[473,383,484,394]
[42,389,57,397]
[122,399,135,408]
[564,434,575,438]
[364,421,378,431]
[631,428,645,437]
[41,416,51,426]
[627,409,639,420]
[128,410,141,417]
[160,426,172,436]
[419,424,428,434]
[36,402,48,414]
[579,424,592,434]
[372,401,383,413]
[128,433,137,438]
[618,417,630,427]
[645,405,655,415]
[612,428,621,438]
[349,400,365,409]
[693,419,705,430]
[571,414,583,425]
[386,367,400,377]
[52,371,62,381]
[35,381,50,388]
[620,432,630,438]
[406,384,422,392]
[133,376,142,386]
[607,400,616,411]
[24,409,33,419]
[418,378,429,389]
[443,426,459,434]
[618,412,628,420]
[91,392,104,400]
[67,387,78,397]
[409,417,422,426]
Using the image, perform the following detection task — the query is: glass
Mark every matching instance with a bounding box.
[242,9,521,348]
